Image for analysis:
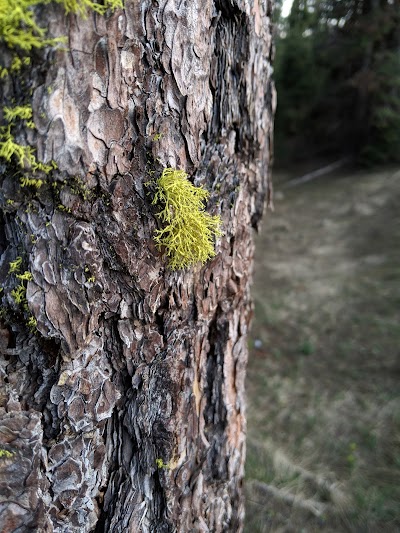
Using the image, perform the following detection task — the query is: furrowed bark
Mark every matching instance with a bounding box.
[0,1,275,531]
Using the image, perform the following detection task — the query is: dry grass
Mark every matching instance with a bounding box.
[245,166,400,532]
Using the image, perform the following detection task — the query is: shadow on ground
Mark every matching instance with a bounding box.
[245,166,400,532]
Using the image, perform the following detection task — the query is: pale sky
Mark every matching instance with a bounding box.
[281,0,294,18]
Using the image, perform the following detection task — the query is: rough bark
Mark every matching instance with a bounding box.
[0,1,274,531]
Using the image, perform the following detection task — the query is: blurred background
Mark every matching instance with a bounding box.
[245,1,400,531]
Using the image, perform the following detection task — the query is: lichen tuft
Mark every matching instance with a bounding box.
[152,168,222,270]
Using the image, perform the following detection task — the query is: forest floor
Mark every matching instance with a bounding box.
[244,165,400,532]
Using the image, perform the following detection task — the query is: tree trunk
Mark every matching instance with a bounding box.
[0,1,274,531]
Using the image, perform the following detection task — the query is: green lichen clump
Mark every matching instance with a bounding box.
[152,168,222,270]
[0,0,66,51]
[0,105,55,175]
[8,257,23,273]
[156,458,171,470]
[4,105,33,123]
[8,258,31,306]
[0,448,14,459]
[6,258,37,329]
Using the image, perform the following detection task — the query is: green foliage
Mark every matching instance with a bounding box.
[275,0,400,165]
[362,50,400,163]
[152,168,222,270]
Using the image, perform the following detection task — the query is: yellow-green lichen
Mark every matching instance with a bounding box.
[0,0,65,51]
[9,257,22,274]
[0,106,56,174]
[16,271,33,281]
[11,283,26,304]
[69,176,93,201]
[0,0,122,184]
[0,0,121,56]
[26,314,37,330]
[152,168,222,270]
[156,458,171,470]
[3,105,32,122]
[11,55,31,72]
[57,204,71,213]
[20,176,44,188]
[0,449,14,459]
[9,261,32,306]
[0,126,54,172]
[84,265,95,283]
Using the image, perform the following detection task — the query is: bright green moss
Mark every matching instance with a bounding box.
[152,168,222,270]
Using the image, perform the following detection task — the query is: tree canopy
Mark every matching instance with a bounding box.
[274,0,400,164]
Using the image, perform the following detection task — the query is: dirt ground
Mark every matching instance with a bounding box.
[244,166,400,532]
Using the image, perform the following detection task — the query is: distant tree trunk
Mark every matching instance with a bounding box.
[0,1,274,531]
